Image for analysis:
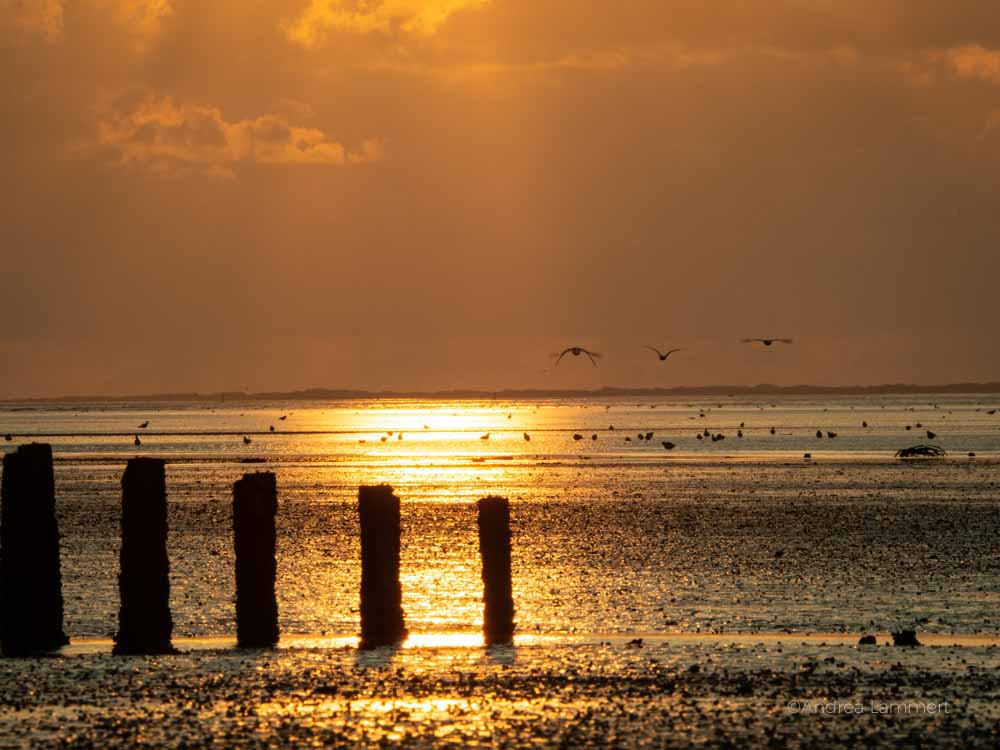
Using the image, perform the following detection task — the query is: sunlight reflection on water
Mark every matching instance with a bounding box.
[2,394,999,640]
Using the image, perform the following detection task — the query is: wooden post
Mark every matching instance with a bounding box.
[0,443,68,656]
[358,484,407,648]
[477,496,515,645]
[113,458,175,655]
[233,472,279,648]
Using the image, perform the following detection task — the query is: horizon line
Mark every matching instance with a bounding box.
[4,381,1000,404]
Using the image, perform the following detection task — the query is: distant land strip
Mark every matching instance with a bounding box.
[4,382,1000,404]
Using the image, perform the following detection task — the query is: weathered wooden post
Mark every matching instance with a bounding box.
[233,472,279,648]
[477,496,515,645]
[0,443,68,656]
[358,484,407,648]
[113,457,175,655]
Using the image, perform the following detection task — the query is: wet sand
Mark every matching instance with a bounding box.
[3,397,1000,746]
[2,638,999,749]
[49,457,1000,639]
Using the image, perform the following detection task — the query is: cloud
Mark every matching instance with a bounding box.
[90,91,383,176]
[2,1,171,48]
[2,0,64,40]
[95,0,173,49]
[938,45,1000,83]
[285,0,487,47]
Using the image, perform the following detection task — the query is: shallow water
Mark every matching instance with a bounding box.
[2,394,999,641]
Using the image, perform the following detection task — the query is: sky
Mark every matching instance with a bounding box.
[2,1,999,397]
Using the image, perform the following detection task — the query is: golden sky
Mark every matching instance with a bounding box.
[2,1,999,396]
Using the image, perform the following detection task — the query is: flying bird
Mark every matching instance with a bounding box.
[138,421,149,429]
[926,430,937,439]
[554,346,601,367]
[644,346,685,361]
[741,338,793,347]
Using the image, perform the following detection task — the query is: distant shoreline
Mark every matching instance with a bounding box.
[4,382,1000,404]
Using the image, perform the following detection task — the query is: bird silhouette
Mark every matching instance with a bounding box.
[742,338,793,347]
[523,432,531,441]
[3,434,12,442]
[816,430,823,438]
[661,441,676,450]
[134,435,141,447]
[279,415,287,421]
[480,433,490,440]
[138,421,149,429]
[573,433,584,441]
[269,425,275,432]
[644,346,685,361]
[926,430,936,439]
[554,346,601,366]
[243,436,252,445]
[827,431,837,438]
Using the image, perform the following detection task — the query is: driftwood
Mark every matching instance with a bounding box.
[895,444,946,459]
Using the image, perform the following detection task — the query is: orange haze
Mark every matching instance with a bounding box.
[2,1,999,396]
